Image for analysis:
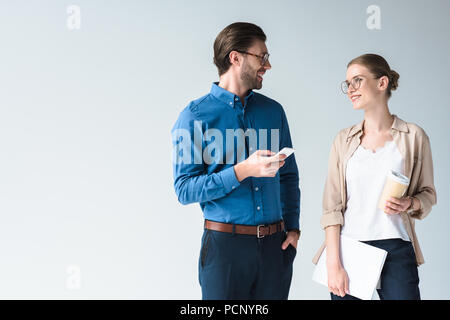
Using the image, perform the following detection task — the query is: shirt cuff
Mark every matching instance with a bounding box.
[283,214,300,231]
[408,194,427,220]
[219,166,241,194]
[320,211,344,229]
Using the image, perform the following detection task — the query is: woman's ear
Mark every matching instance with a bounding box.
[378,75,390,91]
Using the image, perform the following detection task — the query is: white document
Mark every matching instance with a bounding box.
[312,235,388,300]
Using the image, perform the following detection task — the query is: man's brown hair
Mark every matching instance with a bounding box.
[213,22,266,76]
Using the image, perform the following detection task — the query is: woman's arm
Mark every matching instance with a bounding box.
[387,132,437,217]
[325,224,349,297]
[411,133,437,219]
[321,133,349,297]
[325,225,342,269]
[321,135,345,228]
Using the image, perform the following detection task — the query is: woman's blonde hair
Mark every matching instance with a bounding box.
[348,53,399,97]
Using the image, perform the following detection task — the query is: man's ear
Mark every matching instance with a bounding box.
[378,75,389,91]
[228,50,241,67]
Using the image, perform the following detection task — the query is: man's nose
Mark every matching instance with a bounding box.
[264,60,271,70]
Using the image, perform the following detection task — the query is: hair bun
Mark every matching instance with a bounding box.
[390,70,400,91]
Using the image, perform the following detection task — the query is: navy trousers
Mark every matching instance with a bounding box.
[331,238,420,300]
[198,228,296,300]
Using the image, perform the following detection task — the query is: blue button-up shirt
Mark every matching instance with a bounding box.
[171,83,300,230]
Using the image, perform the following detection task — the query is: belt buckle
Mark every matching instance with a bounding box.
[257,224,265,238]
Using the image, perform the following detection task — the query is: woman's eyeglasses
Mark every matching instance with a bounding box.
[341,77,363,94]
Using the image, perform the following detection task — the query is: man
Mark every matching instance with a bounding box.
[171,22,301,299]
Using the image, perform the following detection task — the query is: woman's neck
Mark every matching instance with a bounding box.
[363,103,394,134]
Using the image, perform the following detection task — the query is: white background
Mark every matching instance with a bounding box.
[0,0,448,299]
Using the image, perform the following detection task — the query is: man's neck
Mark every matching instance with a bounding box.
[218,73,250,104]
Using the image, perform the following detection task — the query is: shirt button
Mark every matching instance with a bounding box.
[229,102,233,105]
[257,206,261,211]
[254,187,259,191]
[235,97,239,101]
[232,186,235,189]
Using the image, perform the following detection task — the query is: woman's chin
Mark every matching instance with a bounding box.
[352,102,364,110]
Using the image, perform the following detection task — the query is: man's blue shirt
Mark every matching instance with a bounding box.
[172,83,300,230]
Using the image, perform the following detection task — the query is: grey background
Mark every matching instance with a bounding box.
[0,0,448,299]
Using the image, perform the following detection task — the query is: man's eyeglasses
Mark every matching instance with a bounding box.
[236,50,270,66]
[341,77,363,94]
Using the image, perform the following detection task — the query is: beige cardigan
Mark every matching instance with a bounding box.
[313,115,437,266]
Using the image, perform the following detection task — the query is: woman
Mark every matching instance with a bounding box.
[313,54,437,300]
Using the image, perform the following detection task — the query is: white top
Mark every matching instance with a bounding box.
[341,140,410,242]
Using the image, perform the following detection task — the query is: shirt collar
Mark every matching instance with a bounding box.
[210,82,254,108]
[347,114,409,140]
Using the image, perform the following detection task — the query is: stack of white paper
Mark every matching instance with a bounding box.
[312,235,388,300]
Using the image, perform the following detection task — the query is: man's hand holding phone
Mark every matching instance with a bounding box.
[234,148,295,182]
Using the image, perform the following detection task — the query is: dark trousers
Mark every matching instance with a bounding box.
[331,238,420,300]
[198,228,296,300]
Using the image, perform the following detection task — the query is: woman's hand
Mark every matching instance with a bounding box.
[385,196,413,215]
[327,265,349,297]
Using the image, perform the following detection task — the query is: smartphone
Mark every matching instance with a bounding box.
[275,147,295,159]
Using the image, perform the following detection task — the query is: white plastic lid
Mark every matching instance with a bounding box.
[388,169,410,185]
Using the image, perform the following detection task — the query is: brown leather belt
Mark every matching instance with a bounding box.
[204,219,285,238]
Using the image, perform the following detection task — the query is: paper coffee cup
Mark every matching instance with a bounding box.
[378,170,410,211]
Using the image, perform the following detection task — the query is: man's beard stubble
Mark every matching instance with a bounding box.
[240,61,262,90]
